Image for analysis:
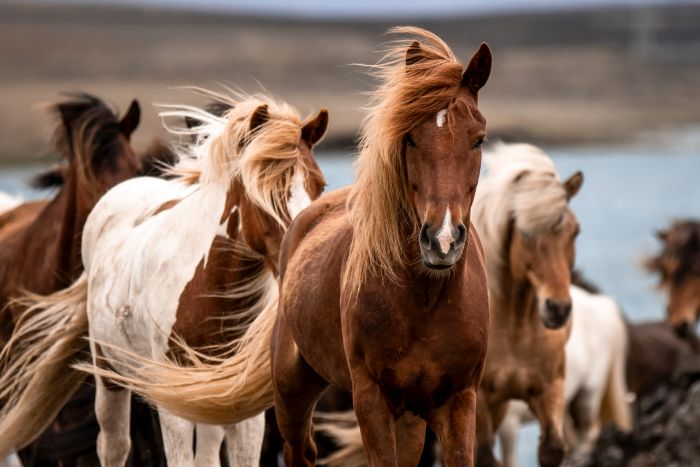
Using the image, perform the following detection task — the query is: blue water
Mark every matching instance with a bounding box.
[0,138,698,466]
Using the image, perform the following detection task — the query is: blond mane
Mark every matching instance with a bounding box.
[344,26,467,295]
[162,90,308,227]
[472,142,571,299]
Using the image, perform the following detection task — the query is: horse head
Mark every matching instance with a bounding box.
[647,220,700,335]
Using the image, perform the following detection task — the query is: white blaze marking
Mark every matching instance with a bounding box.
[287,170,311,219]
[435,208,454,254]
[436,109,447,128]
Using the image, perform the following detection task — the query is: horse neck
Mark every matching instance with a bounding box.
[490,265,539,330]
[51,168,96,280]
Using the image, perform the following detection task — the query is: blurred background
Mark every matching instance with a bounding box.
[0,0,699,465]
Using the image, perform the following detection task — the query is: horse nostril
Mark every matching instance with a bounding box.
[546,299,571,318]
[456,223,467,245]
[419,223,431,247]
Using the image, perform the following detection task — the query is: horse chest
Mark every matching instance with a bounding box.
[351,290,488,415]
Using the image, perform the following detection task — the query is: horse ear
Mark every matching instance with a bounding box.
[119,99,141,139]
[301,108,329,147]
[249,104,269,132]
[405,41,425,68]
[656,229,668,242]
[462,42,492,94]
[563,171,584,200]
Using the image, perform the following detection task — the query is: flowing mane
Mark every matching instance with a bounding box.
[344,26,467,294]
[472,142,571,299]
[31,93,128,195]
[163,91,310,227]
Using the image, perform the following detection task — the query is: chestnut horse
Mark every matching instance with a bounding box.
[471,143,583,467]
[272,28,491,466]
[645,219,700,335]
[0,92,327,466]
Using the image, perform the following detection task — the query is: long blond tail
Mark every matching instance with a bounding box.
[76,285,279,425]
[599,309,632,431]
[0,274,89,456]
[314,411,366,467]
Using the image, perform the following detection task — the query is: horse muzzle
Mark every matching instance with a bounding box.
[540,298,572,329]
[419,221,467,270]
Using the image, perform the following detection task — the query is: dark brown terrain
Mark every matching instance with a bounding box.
[1,2,700,162]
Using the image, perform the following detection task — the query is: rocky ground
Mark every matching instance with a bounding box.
[564,359,700,467]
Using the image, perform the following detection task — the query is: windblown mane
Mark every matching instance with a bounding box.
[472,142,571,298]
[31,93,127,194]
[162,91,309,227]
[645,219,700,285]
[344,26,467,295]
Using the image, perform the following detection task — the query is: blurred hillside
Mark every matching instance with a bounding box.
[1,2,699,162]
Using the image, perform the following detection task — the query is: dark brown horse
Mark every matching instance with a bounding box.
[272,28,492,466]
[645,219,700,334]
[0,93,168,467]
[0,93,142,340]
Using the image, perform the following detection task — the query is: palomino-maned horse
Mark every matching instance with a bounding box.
[272,28,491,466]
[0,93,328,466]
[471,143,583,467]
[0,93,172,467]
[645,219,700,335]
[497,275,631,467]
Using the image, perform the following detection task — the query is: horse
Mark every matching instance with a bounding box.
[0,93,141,344]
[0,92,328,467]
[0,93,177,467]
[470,143,583,467]
[269,28,492,466]
[645,219,700,335]
[497,273,631,467]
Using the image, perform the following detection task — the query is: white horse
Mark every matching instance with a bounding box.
[0,92,328,466]
[498,283,631,467]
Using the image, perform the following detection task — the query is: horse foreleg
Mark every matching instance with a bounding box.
[497,401,526,467]
[527,379,566,467]
[224,412,266,466]
[95,375,132,467]
[194,423,225,466]
[352,373,399,467]
[427,387,478,467]
[158,409,196,467]
[474,390,501,467]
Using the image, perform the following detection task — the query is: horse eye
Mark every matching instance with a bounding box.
[473,137,485,149]
[405,133,416,148]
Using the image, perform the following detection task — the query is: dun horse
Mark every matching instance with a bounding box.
[498,273,631,467]
[0,92,328,466]
[471,143,583,467]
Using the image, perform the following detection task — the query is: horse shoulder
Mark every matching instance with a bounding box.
[279,187,350,280]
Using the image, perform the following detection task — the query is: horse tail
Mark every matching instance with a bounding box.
[314,411,366,467]
[0,274,89,456]
[599,305,632,431]
[75,284,279,425]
